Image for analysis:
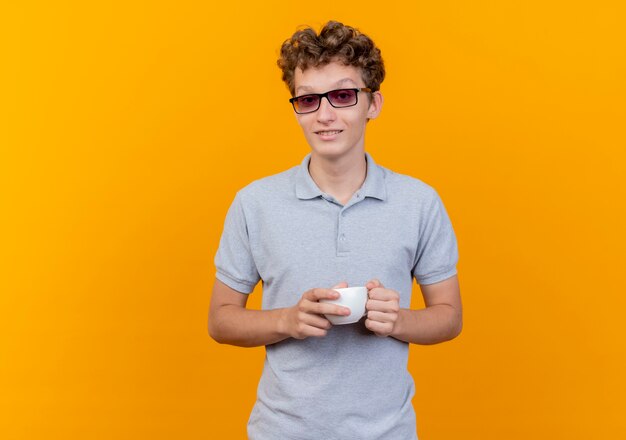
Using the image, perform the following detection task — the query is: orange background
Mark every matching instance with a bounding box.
[1,1,625,439]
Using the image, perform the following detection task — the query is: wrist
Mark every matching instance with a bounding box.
[276,307,291,339]
[390,308,408,339]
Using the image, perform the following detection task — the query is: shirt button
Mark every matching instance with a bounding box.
[340,234,346,241]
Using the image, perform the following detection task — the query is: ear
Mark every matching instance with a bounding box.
[366,91,384,120]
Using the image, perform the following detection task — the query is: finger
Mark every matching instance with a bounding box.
[366,299,400,313]
[332,281,348,289]
[366,279,384,290]
[304,288,339,301]
[300,313,333,330]
[307,328,329,338]
[368,288,400,302]
[308,301,351,317]
[365,319,391,336]
[365,310,398,324]
[299,296,350,316]
[299,325,329,338]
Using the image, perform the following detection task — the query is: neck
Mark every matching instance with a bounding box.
[308,149,367,205]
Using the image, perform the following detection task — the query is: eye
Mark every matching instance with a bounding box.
[331,89,356,104]
[298,95,317,105]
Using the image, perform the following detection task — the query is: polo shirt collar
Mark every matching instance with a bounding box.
[295,152,387,201]
[361,152,387,201]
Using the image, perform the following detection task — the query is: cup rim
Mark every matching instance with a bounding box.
[333,286,367,294]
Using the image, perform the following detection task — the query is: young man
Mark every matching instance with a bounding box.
[209,21,462,439]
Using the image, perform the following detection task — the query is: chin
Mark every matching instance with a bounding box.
[310,142,354,159]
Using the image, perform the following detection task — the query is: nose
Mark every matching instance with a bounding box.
[316,96,336,123]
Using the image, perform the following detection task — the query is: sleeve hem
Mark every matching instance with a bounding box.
[215,270,257,294]
[416,268,457,286]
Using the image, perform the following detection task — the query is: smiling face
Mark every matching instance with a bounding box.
[293,62,383,161]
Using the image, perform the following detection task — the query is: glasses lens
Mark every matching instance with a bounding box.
[328,89,358,107]
[295,95,320,113]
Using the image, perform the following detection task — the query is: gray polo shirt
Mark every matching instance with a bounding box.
[215,153,458,440]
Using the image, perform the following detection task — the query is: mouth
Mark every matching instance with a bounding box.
[315,129,343,139]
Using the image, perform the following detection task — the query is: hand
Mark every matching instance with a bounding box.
[365,279,400,337]
[280,282,350,339]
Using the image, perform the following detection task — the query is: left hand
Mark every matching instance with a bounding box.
[364,279,400,337]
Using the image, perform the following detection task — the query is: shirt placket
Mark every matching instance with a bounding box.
[336,191,364,257]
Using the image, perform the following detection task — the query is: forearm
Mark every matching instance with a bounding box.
[209,305,290,348]
[391,304,462,345]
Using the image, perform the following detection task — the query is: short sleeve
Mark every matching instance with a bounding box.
[412,190,459,285]
[214,192,261,294]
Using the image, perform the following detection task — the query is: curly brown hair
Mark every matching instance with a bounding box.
[277,21,385,97]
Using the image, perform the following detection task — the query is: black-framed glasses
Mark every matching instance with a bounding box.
[289,88,372,114]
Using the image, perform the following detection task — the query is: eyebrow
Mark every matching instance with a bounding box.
[295,78,359,95]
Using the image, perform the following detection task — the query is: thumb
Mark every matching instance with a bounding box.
[366,279,384,289]
[332,281,348,289]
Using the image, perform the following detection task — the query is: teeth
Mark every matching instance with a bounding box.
[317,130,341,135]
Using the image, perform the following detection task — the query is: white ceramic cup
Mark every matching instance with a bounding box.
[320,286,368,325]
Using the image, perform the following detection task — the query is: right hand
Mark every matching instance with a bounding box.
[280,283,351,339]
